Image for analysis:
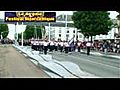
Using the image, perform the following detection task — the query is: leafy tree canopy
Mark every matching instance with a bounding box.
[72,11,113,38]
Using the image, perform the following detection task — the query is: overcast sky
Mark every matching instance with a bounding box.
[0,11,119,40]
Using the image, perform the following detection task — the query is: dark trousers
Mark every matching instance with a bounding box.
[50,45,54,52]
[55,46,57,51]
[69,47,71,52]
[60,46,63,52]
[44,46,48,55]
[78,47,80,52]
[87,47,90,55]
[65,47,69,53]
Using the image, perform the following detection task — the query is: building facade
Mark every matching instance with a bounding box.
[45,26,84,41]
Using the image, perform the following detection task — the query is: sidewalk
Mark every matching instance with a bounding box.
[0,45,50,78]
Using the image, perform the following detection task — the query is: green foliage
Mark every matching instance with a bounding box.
[23,25,45,39]
[0,24,9,39]
[116,11,120,20]
[72,11,113,38]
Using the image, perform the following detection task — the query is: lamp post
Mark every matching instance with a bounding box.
[1,32,3,39]
[21,22,24,47]
[34,24,37,39]
[65,13,68,41]
[48,23,50,41]
[15,23,17,45]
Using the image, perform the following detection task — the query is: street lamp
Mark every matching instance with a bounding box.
[1,32,3,39]
[14,23,17,45]
[48,23,51,41]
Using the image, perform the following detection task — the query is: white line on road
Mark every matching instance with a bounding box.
[70,55,120,70]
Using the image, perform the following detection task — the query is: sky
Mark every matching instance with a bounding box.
[0,11,119,40]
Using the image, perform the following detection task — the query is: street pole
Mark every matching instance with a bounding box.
[15,23,17,45]
[1,32,2,39]
[34,25,37,39]
[49,22,50,41]
[65,13,68,41]
[21,22,24,47]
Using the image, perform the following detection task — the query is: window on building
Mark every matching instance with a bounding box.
[73,34,75,37]
[73,30,75,33]
[67,30,69,33]
[59,30,61,33]
[59,34,61,37]
[66,34,69,37]
[79,35,82,38]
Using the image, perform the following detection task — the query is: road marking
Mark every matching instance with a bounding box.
[53,52,120,70]
[70,55,120,69]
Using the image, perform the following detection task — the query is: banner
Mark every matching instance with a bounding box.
[4,12,56,22]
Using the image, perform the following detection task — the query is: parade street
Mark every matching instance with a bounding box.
[51,51,120,78]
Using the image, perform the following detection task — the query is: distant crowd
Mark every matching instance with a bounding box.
[0,38,14,44]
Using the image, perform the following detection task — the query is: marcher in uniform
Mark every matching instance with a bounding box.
[60,40,64,52]
[86,41,91,55]
[77,41,81,52]
[43,39,49,55]
[64,41,69,53]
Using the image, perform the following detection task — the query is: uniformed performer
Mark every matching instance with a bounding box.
[86,41,91,55]
[33,39,37,50]
[43,39,49,55]
[59,41,64,52]
[54,41,58,51]
[77,41,81,52]
[38,39,42,52]
[49,40,55,52]
[64,41,69,53]
[36,39,39,51]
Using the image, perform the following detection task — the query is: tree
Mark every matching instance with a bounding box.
[23,25,45,39]
[0,24,9,39]
[72,11,113,42]
[116,11,120,38]
[116,11,120,20]
[24,25,35,39]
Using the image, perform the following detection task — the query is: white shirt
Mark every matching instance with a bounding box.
[31,41,34,44]
[36,41,39,45]
[43,41,49,46]
[86,42,91,47]
[33,42,36,45]
[55,42,58,46]
[77,42,81,46]
[50,41,54,46]
[60,42,64,46]
[117,45,120,48]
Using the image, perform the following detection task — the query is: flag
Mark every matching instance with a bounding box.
[68,36,74,45]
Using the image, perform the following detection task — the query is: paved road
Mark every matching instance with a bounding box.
[51,51,120,78]
[0,45,50,78]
